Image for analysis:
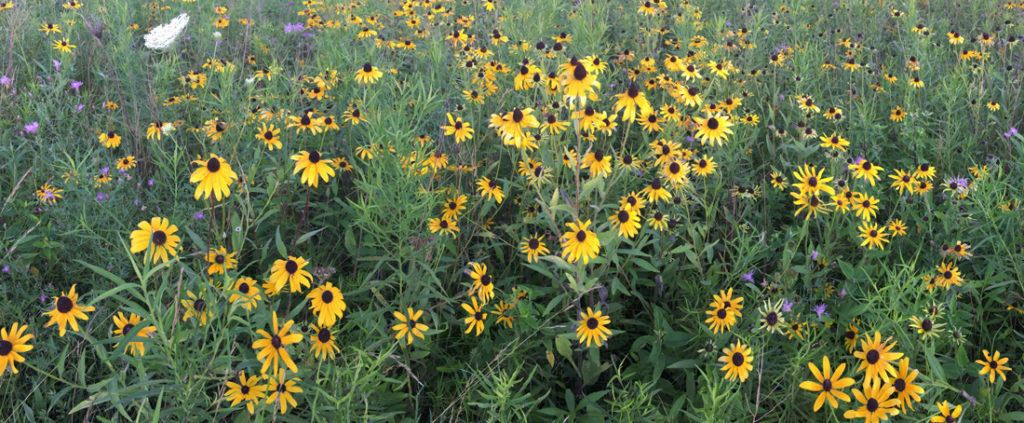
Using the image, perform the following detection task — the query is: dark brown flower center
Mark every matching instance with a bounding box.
[239,282,250,294]
[480,274,491,286]
[57,295,74,313]
[0,341,10,356]
[732,352,744,366]
[717,308,727,319]
[807,176,818,186]
[241,385,250,394]
[586,317,598,329]
[576,230,587,242]
[989,360,998,369]
[706,118,719,130]
[193,299,206,312]
[617,210,630,223]
[512,108,524,122]
[362,62,372,72]
[271,335,282,348]
[474,311,483,321]
[765,312,778,325]
[573,64,588,81]
[152,230,167,246]
[321,290,334,303]
[822,379,832,391]
[318,328,331,343]
[943,271,952,279]
[866,398,879,412]
[122,323,134,335]
[215,254,226,264]
[870,230,878,237]
[285,260,299,274]
[528,239,539,249]
[894,378,906,392]
[308,150,321,163]
[866,349,880,364]
[264,131,274,139]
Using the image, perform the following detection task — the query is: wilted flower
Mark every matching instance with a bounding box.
[144,13,189,51]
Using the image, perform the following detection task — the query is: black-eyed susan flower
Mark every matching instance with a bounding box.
[560,219,600,265]
[469,262,495,303]
[98,131,121,149]
[609,208,641,239]
[758,299,786,334]
[205,247,237,275]
[843,378,900,422]
[850,159,883,186]
[890,358,924,412]
[705,303,738,334]
[309,325,339,360]
[909,315,944,340]
[612,83,651,123]
[793,164,835,197]
[819,133,849,151]
[43,284,95,337]
[291,150,335,188]
[441,194,467,220]
[112,312,155,357]
[0,322,34,374]
[181,290,210,326]
[428,216,459,237]
[975,349,1011,383]
[35,183,63,205]
[252,311,302,374]
[641,178,672,204]
[799,356,855,411]
[287,112,324,135]
[519,234,549,263]
[933,262,962,290]
[190,154,237,201]
[442,113,473,143]
[225,371,266,415]
[475,177,504,204]
[129,217,181,264]
[890,106,905,122]
[693,114,734,147]
[392,307,428,345]
[266,373,302,414]
[52,38,75,53]
[792,192,830,219]
[575,307,611,347]
[461,297,487,336]
[930,401,962,422]
[255,123,281,150]
[229,277,262,311]
[306,282,346,327]
[854,331,903,383]
[582,149,612,178]
[692,155,716,177]
[354,62,383,84]
[638,110,663,133]
[269,256,312,294]
[719,341,753,382]
[116,156,136,171]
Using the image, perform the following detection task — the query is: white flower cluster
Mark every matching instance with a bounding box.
[144,13,189,51]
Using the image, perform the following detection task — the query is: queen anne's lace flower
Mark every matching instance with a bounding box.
[144,13,189,51]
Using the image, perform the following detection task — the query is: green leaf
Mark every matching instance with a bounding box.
[274,227,287,257]
[296,226,326,245]
[555,336,573,362]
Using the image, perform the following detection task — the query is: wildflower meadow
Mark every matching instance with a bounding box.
[2,0,1024,421]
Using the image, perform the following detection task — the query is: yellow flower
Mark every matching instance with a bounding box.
[291,150,335,187]
[576,307,611,347]
[719,341,753,382]
[306,282,347,327]
[392,307,429,345]
[129,217,181,264]
[43,284,95,337]
[975,349,1011,383]
[799,356,855,411]
[461,297,487,336]
[190,154,238,201]
[252,311,303,374]
[0,322,34,375]
[559,219,601,264]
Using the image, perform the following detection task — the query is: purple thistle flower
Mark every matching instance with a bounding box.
[24,122,39,134]
[70,80,83,92]
[812,303,829,320]
[781,298,794,313]
[285,23,304,33]
[95,192,109,202]
[0,75,10,87]
[1005,127,1018,138]
[810,250,819,260]
[53,60,62,72]
[742,269,755,284]
[193,211,205,220]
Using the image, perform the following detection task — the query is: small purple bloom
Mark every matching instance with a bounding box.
[193,211,205,220]
[302,31,314,38]
[810,250,819,260]
[70,80,83,91]
[53,59,62,72]
[100,167,110,176]
[95,192,109,202]
[285,23,304,33]
[2,265,9,273]
[839,288,848,299]
[781,298,794,313]
[77,104,85,112]
[1004,127,1018,138]
[40,295,48,303]
[726,21,732,27]
[147,179,155,187]
[24,121,39,134]
[742,269,755,284]
[0,75,10,87]
[812,303,829,320]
